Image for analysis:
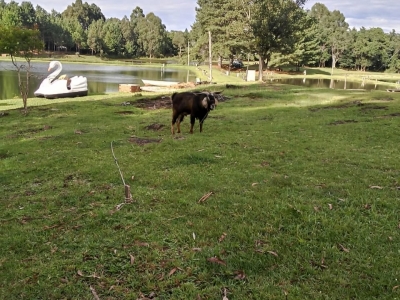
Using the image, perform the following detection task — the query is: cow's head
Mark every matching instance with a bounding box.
[200,92,221,110]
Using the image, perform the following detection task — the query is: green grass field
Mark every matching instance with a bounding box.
[1,82,400,299]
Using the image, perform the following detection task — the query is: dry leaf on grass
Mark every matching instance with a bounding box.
[219,232,227,242]
[135,241,149,247]
[77,270,101,278]
[234,270,246,280]
[198,192,213,203]
[338,244,350,253]
[192,247,202,252]
[90,286,100,300]
[222,288,229,300]
[328,204,333,210]
[252,183,258,187]
[267,251,278,257]
[207,256,226,266]
[369,185,383,189]
[168,268,177,276]
[129,254,135,265]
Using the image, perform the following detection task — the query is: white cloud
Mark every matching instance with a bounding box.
[305,0,400,32]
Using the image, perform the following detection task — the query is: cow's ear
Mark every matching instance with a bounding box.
[202,96,208,108]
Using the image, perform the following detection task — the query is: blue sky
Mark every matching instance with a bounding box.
[7,0,400,33]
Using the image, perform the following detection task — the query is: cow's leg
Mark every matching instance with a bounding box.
[171,111,178,134]
[176,114,185,133]
[190,115,195,134]
[199,121,203,133]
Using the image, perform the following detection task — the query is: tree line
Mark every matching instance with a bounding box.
[1,0,400,74]
[0,0,189,59]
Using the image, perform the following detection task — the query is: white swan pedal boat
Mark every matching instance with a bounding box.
[34,61,88,99]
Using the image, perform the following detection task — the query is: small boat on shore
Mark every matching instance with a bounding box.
[141,79,179,87]
[140,86,174,92]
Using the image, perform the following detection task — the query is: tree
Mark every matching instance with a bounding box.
[20,1,36,28]
[137,12,167,58]
[63,17,87,52]
[50,11,74,51]
[250,0,308,80]
[387,30,400,73]
[120,16,136,56]
[0,26,44,113]
[325,10,349,71]
[308,3,331,67]
[62,0,104,31]
[193,0,252,68]
[0,0,22,27]
[103,18,123,55]
[282,15,320,70]
[87,18,104,55]
[129,6,145,57]
[171,31,186,58]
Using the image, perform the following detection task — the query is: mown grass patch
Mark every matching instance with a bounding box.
[1,84,400,299]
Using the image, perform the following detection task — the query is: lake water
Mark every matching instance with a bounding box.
[0,61,194,100]
[1,61,395,100]
[269,77,393,91]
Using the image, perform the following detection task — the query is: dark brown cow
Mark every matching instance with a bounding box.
[171,92,219,134]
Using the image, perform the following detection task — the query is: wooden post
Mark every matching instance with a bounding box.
[124,184,132,202]
[208,31,212,82]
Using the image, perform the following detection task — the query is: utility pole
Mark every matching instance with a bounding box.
[208,31,212,82]
[187,41,190,66]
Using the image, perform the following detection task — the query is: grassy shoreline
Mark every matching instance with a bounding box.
[1,82,400,299]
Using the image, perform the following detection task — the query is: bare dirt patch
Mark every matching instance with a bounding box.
[145,123,165,131]
[379,112,400,118]
[225,84,244,89]
[243,93,264,99]
[372,96,394,101]
[131,92,228,109]
[359,104,388,111]
[310,101,362,112]
[115,111,135,115]
[17,125,52,135]
[329,120,358,125]
[134,96,171,110]
[0,152,11,159]
[129,136,162,145]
